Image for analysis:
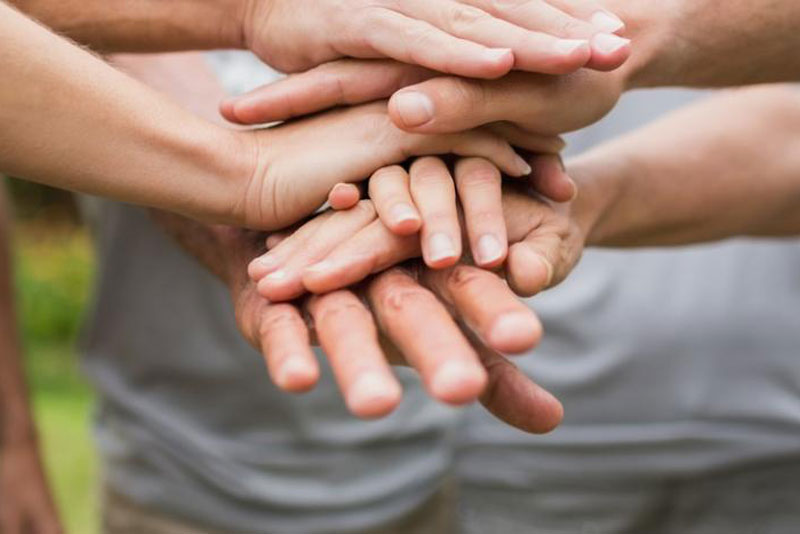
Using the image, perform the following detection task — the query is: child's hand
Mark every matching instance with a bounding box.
[232,101,546,231]
[242,0,629,80]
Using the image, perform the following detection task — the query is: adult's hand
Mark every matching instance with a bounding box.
[0,435,62,534]
[242,0,631,78]
[153,210,563,433]
[221,59,626,137]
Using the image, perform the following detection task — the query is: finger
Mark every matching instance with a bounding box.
[422,264,542,354]
[461,0,598,38]
[303,220,420,294]
[308,291,402,418]
[359,11,515,79]
[529,153,577,203]
[395,0,591,74]
[266,232,289,250]
[327,183,361,210]
[587,32,631,71]
[486,122,566,155]
[248,212,333,281]
[368,268,487,405]
[473,339,564,433]
[368,166,422,235]
[258,303,320,393]
[454,158,507,268]
[257,202,377,301]
[405,124,533,177]
[547,0,626,33]
[221,60,434,125]
[409,157,462,268]
[389,75,518,132]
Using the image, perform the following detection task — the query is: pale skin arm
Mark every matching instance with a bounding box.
[2,3,534,231]
[0,183,62,534]
[573,85,800,248]
[10,0,630,78]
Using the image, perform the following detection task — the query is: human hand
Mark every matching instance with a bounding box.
[229,101,560,230]
[0,434,62,534]
[250,155,590,300]
[240,0,630,80]
[221,58,626,137]
[215,223,563,432]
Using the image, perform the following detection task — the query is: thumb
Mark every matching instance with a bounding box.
[221,59,434,125]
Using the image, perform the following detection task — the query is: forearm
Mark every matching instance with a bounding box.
[0,183,36,445]
[9,0,244,52]
[570,85,800,247]
[611,0,800,90]
[0,4,249,225]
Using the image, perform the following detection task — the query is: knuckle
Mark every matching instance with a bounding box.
[448,5,491,31]
[260,305,302,337]
[445,264,487,293]
[378,284,434,313]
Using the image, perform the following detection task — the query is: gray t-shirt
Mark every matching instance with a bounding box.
[458,89,800,530]
[79,52,457,534]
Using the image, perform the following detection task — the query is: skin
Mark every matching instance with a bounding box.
[118,52,564,429]
[222,0,800,134]
[1,3,543,232]
[249,86,800,303]
[0,184,63,534]
[11,0,630,79]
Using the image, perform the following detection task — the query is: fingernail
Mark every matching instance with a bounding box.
[248,255,278,278]
[431,361,486,403]
[592,33,631,55]
[428,233,458,263]
[391,203,419,225]
[483,47,513,63]
[537,255,555,287]
[304,260,334,274]
[591,10,625,34]
[476,234,504,265]
[515,154,533,176]
[392,91,435,128]
[265,268,287,281]
[554,39,590,56]
[490,313,538,351]
[348,372,400,412]
[275,357,314,390]
[567,178,579,201]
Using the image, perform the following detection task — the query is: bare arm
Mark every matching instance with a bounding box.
[571,85,800,247]
[0,183,62,534]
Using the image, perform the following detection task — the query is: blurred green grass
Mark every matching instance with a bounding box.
[15,223,98,534]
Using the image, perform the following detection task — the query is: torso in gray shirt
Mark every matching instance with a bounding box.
[458,89,800,532]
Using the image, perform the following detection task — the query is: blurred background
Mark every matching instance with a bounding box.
[6,177,98,534]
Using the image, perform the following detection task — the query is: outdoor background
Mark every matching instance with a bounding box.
[8,177,98,534]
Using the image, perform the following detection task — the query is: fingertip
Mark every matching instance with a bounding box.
[507,244,552,298]
[474,234,507,269]
[479,48,515,79]
[328,183,361,210]
[389,90,435,130]
[257,270,305,302]
[347,373,403,419]
[219,97,238,123]
[545,40,592,74]
[424,233,461,269]
[588,33,632,71]
[387,203,422,235]
[248,255,279,281]
[430,361,488,405]
[487,312,543,355]
[274,357,320,393]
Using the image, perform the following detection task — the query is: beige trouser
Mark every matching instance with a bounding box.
[102,482,456,534]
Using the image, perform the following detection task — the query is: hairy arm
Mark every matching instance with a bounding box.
[571,85,800,247]
[613,0,800,88]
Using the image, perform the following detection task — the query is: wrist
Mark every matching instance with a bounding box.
[606,0,687,90]
[565,151,629,247]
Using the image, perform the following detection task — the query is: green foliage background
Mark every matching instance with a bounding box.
[14,216,98,534]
